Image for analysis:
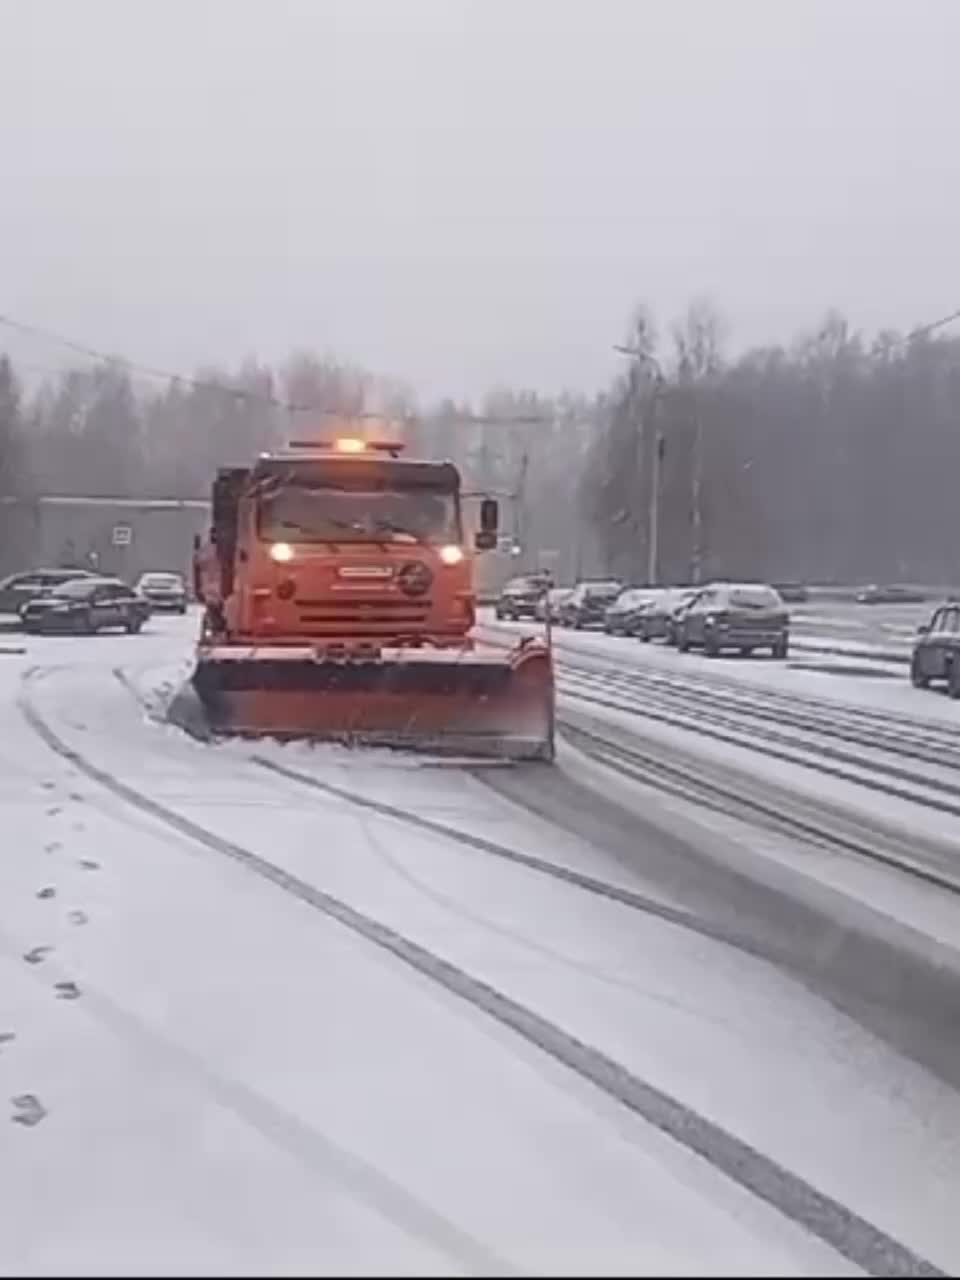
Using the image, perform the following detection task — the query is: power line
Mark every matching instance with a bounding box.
[0,307,553,428]
[0,310,317,414]
[906,309,960,342]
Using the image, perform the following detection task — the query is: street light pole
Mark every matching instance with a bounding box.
[613,345,666,586]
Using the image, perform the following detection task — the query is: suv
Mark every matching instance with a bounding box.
[676,582,789,658]
[559,580,624,629]
[0,568,97,616]
[911,602,960,697]
[21,577,151,635]
[494,575,551,621]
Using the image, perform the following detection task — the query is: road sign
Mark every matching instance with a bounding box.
[111,524,133,547]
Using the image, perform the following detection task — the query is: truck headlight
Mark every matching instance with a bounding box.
[439,545,464,566]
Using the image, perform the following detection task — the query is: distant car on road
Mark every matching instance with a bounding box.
[0,568,97,616]
[911,602,960,697]
[494,574,551,621]
[21,577,151,635]
[676,582,789,658]
[855,584,926,605]
[558,580,624,629]
[603,588,657,636]
[636,587,699,644]
[536,586,572,623]
[772,581,810,604]
[135,571,188,613]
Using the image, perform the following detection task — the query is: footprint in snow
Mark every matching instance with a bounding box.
[46,806,61,817]
[0,1032,16,1051]
[43,842,61,854]
[78,859,99,871]
[40,781,56,791]
[11,1095,47,1127]
[69,792,84,803]
[22,946,53,965]
[68,910,88,926]
[54,981,81,1001]
[36,887,56,900]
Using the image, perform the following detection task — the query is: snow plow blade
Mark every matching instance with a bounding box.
[191,638,554,761]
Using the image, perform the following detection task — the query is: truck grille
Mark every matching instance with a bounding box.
[295,597,432,628]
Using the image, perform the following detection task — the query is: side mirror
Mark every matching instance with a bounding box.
[192,534,201,552]
[479,497,499,534]
[474,530,497,551]
[916,624,929,636]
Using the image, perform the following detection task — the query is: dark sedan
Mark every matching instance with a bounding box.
[559,580,624,629]
[603,588,657,636]
[0,568,97,616]
[22,577,151,635]
[856,583,926,605]
[636,588,698,643]
[911,601,960,697]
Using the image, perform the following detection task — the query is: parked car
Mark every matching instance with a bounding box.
[855,583,926,605]
[135,570,188,613]
[494,574,551,621]
[0,568,97,616]
[636,588,699,644]
[21,577,151,635]
[772,581,809,604]
[536,586,572,623]
[603,588,658,636]
[558,580,624,629]
[911,602,960,697]
[676,582,789,657]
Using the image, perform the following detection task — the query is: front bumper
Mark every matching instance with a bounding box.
[144,596,186,610]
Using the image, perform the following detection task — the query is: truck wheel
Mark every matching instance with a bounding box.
[126,618,143,635]
[772,637,789,660]
[704,635,720,657]
[949,660,960,701]
[677,629,691,653]
[910,653,930,689]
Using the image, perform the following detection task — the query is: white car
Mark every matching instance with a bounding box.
[135,571,188,614]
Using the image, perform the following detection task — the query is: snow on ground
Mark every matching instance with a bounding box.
[0,628,859,1276]
[480,614,960,948]
[2,617,960,1270]
[480,611,960,730]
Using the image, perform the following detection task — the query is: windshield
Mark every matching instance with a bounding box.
[258,486,459,545]
[51,579,100,599]
[139,573,183,588]
[728,587,782,609]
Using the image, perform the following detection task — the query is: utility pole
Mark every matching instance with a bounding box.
[614,345,666,586]
[648,422,665,586]
[690,393,704,585]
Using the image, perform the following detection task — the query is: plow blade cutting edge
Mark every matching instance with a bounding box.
[191,639,554,761]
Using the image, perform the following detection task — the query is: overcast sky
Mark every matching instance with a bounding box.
[1,0,957,399]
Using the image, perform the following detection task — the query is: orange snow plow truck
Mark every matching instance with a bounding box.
[191,434,554,760]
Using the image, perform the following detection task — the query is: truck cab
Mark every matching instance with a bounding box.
[195,438,498,647]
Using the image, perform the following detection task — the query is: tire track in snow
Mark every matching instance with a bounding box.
[18,670,944,1278]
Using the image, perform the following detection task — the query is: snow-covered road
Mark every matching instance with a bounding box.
[3,615,960,1274]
